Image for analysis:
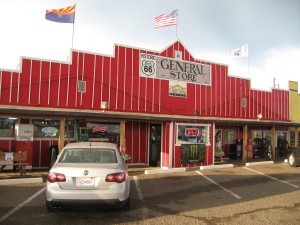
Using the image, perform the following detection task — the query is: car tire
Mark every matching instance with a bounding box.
[46,201,54,212]
[120,197,130,211]
[288,152,300,167]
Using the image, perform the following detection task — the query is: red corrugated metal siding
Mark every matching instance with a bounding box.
[0,140,12,152]
[125,121,148,164]
[0,40,290,121]
[162,123,170,168]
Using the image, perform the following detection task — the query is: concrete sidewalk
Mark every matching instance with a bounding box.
[0,169,48,185]
[0,159,287,185]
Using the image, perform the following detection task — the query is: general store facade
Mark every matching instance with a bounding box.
[0,40,299,169]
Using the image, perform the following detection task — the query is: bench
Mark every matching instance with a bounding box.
[0,152,29,176]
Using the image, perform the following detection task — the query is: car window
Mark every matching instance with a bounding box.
[59,148,117,163]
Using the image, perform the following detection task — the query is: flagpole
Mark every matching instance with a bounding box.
[71,21,75,49]
[71,4,76,49]
[176,9,178,38]
[247,44,249,78]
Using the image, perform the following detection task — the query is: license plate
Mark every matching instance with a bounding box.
[76,177,95,186]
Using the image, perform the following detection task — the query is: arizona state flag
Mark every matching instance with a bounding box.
[45,4,75,23]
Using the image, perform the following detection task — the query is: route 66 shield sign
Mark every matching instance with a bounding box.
[140,53,156,78]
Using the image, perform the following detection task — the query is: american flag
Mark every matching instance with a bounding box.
[154,9,178,29]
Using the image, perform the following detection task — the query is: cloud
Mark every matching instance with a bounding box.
[196,47,300,93]
[262,48,300,88]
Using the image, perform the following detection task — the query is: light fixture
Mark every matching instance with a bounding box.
[257,113,263,120]
[101,102,108,111]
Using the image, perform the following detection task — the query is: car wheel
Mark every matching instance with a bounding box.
[46,201,54,212]
[120,197,130,211]
[288,153,300,167]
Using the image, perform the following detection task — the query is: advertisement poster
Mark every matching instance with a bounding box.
[180,143,205,164]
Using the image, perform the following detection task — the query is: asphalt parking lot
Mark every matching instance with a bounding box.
[0,163,300,225]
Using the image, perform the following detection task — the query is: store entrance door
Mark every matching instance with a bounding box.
[149,124,161,167]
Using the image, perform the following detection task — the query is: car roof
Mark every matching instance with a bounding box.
[63,142,118,149]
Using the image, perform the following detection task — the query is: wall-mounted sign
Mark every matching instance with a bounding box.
[180,143,205,164]
[15,124,34,141]
[185,128,199,137]
[5,152,13,161]
[140,53,211,85]
[42,127,58,137]
[169,81,187,97]
[92,125,107,133]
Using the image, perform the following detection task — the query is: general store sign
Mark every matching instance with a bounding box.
[140,53,211,85]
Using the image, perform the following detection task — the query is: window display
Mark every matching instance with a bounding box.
[85,122,120,144]
[33,119,75,138]
[177,123,210,145]
[0,118,17,137]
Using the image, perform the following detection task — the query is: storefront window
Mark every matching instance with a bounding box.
[252,130,271,141]
[0,118,17,137]
[85,122,120,144]
[176,123,210,145]
[290,131,295,147]
[33,119,75,138]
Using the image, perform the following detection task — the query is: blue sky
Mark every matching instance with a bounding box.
[1,0,300,91]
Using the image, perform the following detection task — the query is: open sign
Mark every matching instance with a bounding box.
[185,128,199,137]
[42,127,58,136]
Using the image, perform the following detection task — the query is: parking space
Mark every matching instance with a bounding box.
[1,163,300,224]
[198,164,300,201]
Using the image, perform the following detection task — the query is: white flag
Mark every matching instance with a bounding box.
[228,44,248,57]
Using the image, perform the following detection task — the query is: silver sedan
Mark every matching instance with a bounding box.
[46,142,131,212]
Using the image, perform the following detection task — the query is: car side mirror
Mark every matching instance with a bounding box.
[122,154,131,161]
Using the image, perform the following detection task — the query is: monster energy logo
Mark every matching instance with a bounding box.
[181,143,205,164]
[190,145,198,158]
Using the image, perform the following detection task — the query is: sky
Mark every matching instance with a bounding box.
[1,0,300,92]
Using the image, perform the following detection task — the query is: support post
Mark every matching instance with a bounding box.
[295,127,299,147]
[120,120,126,153]
[271,126,276,160]
[58,118,65,153]
[242,125,248,162]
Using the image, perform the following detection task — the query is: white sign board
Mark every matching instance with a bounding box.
[15,124,34,141]
[140,53,211,85]
[5,152,13,161]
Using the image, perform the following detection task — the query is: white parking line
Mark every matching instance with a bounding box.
[243,167,299,188]
[0,186,46,223]
[133,176,149,218]
[195,171,242,199]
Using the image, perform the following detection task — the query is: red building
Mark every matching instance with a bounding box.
[0,40,296,169]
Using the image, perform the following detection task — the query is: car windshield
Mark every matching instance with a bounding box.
[59,148,117,163]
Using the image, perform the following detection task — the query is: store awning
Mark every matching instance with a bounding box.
[1,105,300,127]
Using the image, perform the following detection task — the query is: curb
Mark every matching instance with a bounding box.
[0,177,43,186]
[200,164,234,170]
[144,168,186,174]
[245,161,274,167]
